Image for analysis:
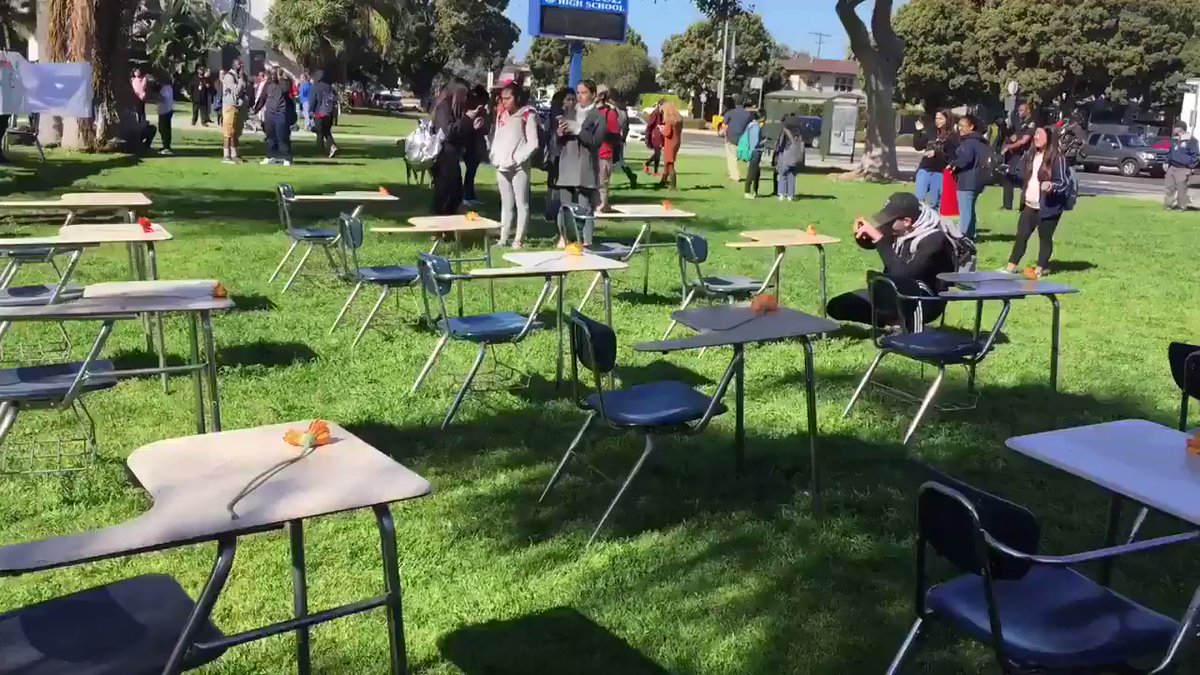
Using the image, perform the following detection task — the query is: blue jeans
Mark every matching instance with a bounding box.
[777,166,798,197]
[957,190,979,239]
[915,168,943,209]
[265,111,292,160]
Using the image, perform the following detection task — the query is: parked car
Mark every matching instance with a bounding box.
[1077,132,1167,177]
[625,115,647,143]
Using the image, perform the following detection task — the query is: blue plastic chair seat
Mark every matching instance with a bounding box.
[587,242,634,260]
[438,313,540,343]
[698,275,761,295]
[585,381,725,427]
[881,331,982,363]
[0,574,225,675]
[927,566,1177,670]
[0,284,84,307]
[0,361,117,402]
[356,265,419,285]
[0,246,55,260]
[287,227,337,242]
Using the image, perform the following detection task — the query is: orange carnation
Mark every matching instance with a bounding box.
[283,420,332,449]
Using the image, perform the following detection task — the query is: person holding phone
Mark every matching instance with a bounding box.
[553,80,605,242]
[1001,126,1069,277]
[431,77,486,215]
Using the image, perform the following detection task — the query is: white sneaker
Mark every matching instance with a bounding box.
[787,196,795,202]
[744,193,755,200]
[778,195,785,201]
[260,157,273,165]
[280,160,292,166]
[328,146,338,159]
[159,148,173,156]
[222,157,235,164]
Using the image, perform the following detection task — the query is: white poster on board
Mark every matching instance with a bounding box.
[0,52,93,118]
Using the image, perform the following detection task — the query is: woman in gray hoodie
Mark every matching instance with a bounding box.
[489,82,540,248]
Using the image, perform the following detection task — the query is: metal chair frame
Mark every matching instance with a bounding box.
[888,478,1200,674]
[662,231,762,340]
[2,113,45,163]
[539,310,737,545]
[843,272,1010,445]
[269,184,342,293]
[411,253,552,430]
[556,204,657,311]
[329,215,420,348]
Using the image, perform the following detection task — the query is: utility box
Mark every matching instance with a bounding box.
[1180,78,1200,132]
[820,96,859,160]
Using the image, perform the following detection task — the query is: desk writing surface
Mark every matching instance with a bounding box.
[728,230,842,248]
[0,294,234,320]
[405,215,502,231]
[59,192,153,207]
[594,204,696,219]
[83,280,220,299]
[0,224,171,248]
[501,251,628,272]
[0,422,433,574]
[290,193,398,203]
[938,271,1021,284]
[1006,420,1200,526]
[940,279,1079,300]
[636,306,838,352]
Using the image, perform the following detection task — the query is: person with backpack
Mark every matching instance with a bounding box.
[555,80,605,239]
[774,120,804,202]
[719,95,752,181]
[220,60,250,164]
[644,99,665,176]
[1164,122,1199,211]
[1000,126,1070,278]
[594,85,633,212]
[826,193,963,328]
[307,70,339,158]
[912,110,958,209]
[463,84,490,207]
[297,72,312,131]
[742,111,765,199]
[950,114,990,240]
[431,77,486,215]
[252,67,295,166]
[540,87,572,223]
[489,82,539,249]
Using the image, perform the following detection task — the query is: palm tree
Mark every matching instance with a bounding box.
[0,0,34,51]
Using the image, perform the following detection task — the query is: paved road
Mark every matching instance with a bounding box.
[676,131,1187,202]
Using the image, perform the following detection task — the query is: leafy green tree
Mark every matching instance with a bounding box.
[0,0,33,51]
[526,28,649,90]
[388,0,518,98]
[583,42,655,103]
[266,0,391,72]
[136,0,237,81]
[659,13,784,102]
[893,0,986,112]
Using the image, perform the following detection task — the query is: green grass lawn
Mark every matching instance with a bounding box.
[333,109,421,138]
[0,132,1198,674]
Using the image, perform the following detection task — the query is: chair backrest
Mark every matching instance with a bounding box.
[557,203,592,246]
[567,310,616,415]
[1168,342,1200,401]
[675,232,708,291]
[866,270,934,337]
[917,474,1040,582]
[276,183,296,230]
[416,253,453,327]
[336,213,364,277]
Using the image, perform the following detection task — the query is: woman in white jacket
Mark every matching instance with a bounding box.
[489,82,540,248]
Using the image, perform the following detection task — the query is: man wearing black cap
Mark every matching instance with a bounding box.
[826,192,957,328]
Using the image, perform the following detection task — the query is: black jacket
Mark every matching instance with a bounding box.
[914,129,958,173]
[867,227,955,293]
[952,131,991,194]
[254,80,293,116]
[432,101,476,160]
[1011,151,1070,219]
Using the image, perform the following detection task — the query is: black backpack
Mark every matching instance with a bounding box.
[530,113,552,172]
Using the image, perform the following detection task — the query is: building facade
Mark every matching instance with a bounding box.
[779,57,862,97]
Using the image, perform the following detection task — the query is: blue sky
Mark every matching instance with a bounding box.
[506,1,909,61]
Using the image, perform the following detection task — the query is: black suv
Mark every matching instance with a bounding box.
[1077,132,1167,178]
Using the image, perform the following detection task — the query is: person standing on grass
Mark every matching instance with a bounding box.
[1002,126,1068,278]
[298,72,312,131]
[431,77,486,215]
[774,121,804,202]
[1000,102,1036,211]
[950,114,989,240]
[308,71,340,158]
[1164,122,1199,211]
[644,98,665,176]
[489,82,539,249]
[131,67,148,123]
[555,81,605,237]
[594,85,623,212]
[913,110,957,209]
[462,84,490,208]
[212,69,224,126]
[658,100,683,191]
[220,59,250,163]
[608,94,639,189]
[719,94,752,182]
[189,66,211,127]
[253,67,295,166]
[743,111,764,199]
[156,76,175,156]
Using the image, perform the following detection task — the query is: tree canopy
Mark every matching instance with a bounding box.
[893,0,986,112]
[526,28,650,91]
[583,41,655,103]
[659,13,784,102]
[135,0,237,81]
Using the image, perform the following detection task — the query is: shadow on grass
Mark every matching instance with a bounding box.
[1048,259,1096,273]
[218,340,318,368]
[440,607,672,675]
[229,294,278,312]
[0,153,143,197]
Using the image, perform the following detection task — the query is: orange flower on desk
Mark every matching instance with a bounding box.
[1023,267,1039,280]
[662,200,673,211]
[283,420,332,449]
[806,224,818,236]
[137,216,154,233]
[212,282,228,298]
[465,211,479,221]
[1188,431,1200,456]
[564,242,584,256]
[751,293,779,315]
[378,186,390,195]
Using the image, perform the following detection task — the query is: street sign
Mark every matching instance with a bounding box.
[529,0,630,43]
[750,77,764,90]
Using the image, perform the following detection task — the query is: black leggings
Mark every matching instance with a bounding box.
[645,147,661,173]
[827,289,945,330]
[1008,207,1060,269]
[745,150,763,195]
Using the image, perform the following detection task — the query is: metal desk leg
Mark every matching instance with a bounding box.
[374,505,409,675]
[454,232,465,317]
[289,521,312,675]
[148,242,169,393]
[201,310,222,431]
[803,338,821,516]
[734,343,745,473]
[1048,294,1061,392]
[817,245,828,318]
[1100,495,1123,586]
[189,313,206,435]
[162,537,238,675]
[484,234,495,312]
[774,246,783,298]
[642,220,652,295]
[555,274,565,388]
[604,272,613,389]
[967,299,983,394]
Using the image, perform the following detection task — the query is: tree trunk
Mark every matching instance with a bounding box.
[859,59,899,182]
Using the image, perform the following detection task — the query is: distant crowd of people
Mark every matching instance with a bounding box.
[716,95,807,202]
[427,77,683,248]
